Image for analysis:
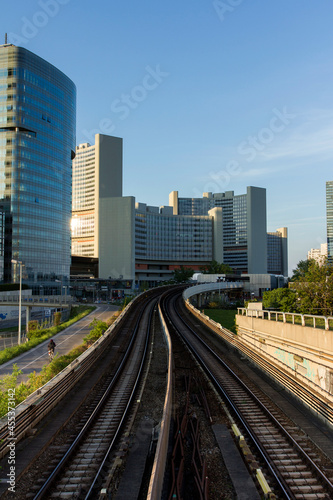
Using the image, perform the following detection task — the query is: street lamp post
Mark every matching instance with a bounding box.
[11,259,23,345]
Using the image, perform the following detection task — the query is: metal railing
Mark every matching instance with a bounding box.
[237,307,333,331]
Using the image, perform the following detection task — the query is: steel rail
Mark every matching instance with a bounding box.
[0,300,137,459]
[84,298,157,499]
[146,292,175,500]
[188,300,333,425]
[165,292,333,499]
[32,295,154,500]
[182,300,333,492]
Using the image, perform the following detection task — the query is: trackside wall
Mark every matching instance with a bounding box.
[236,311,333,395]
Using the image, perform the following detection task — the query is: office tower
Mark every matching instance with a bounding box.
[71,134,123,266]
[92,184,285,285]
[0,44,76,292]
[326,181,333,263]
[99,198,222,284]
[71,142,287,284]
[170,187,268,274]
[267,227,288,276]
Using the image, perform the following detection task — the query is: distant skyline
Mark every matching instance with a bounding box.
[2,0,333,275]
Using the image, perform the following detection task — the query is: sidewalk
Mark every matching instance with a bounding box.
[0,304,119,383]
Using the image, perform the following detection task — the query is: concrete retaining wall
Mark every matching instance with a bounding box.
[236,313,333,395]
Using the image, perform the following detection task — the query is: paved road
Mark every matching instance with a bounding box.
[0,304,119,383]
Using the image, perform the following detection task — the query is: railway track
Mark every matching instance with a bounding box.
[3,286,333,498]
[31,292,158,499]
[161,290,333,499]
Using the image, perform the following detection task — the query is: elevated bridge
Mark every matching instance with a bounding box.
[183,282,244,307]
[0,294,73,308]
[0,295,74,336]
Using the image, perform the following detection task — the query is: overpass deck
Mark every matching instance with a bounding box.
[0,295,73,308]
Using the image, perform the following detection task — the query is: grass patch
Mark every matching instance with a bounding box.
[204,309,237,334]
[0,305,95,365]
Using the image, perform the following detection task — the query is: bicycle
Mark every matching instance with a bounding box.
[48,349,55,361]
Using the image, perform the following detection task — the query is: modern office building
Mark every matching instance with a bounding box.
[96,193,286,287]
[0,44,76,293]
[169,187,268,274]
[326,181,333,263]
[267,227,288,276]
[71,135,287,286]
[96,197,223,285]
[71,134,123,259]
[133,202,223,283]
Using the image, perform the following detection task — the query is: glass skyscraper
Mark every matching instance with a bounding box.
[0,44,76,292]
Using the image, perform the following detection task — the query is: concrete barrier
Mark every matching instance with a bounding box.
[147,301,173,500]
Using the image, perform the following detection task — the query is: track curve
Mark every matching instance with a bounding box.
[159,290,333,499]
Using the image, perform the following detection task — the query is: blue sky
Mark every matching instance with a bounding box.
[2,0,333,275]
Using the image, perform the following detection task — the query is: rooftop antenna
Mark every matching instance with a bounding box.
[5,33,7,44]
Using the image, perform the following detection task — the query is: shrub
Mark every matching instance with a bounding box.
[83,319,108,346]
[53,311,61,326]
[28,320,38,332]
[121,296,133,310]
[0,364,23,418]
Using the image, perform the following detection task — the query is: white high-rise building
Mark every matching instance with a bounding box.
[71,134,122,259]
[307,243,327,265]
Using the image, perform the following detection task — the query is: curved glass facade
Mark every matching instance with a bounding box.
[0,45,76,291]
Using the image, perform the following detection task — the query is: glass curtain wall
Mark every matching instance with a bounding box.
[0,45,76,293]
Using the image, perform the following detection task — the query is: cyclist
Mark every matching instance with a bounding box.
[48,339,56,360]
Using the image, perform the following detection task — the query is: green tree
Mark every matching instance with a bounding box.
[291,258,333,315]
[200,260,233,274]
[172,266,194,283]
[290,259,313,281]
[53,311,62,326]
[264,258,333,315]
[263,288,297,312]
